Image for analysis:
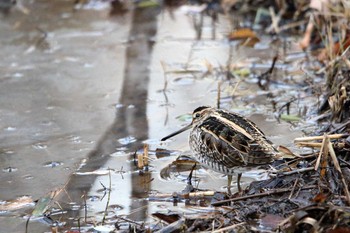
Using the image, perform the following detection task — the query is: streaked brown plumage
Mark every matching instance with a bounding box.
[161,106,278,193]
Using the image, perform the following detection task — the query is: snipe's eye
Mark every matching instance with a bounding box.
[194,113,201,118]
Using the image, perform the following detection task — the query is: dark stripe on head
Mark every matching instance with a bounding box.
[193,106,211,114]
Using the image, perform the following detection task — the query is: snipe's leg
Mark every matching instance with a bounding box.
[227,174,232,195]
[237,173,242,193]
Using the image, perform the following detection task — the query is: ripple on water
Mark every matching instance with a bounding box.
[4,126,16,132]
[172,75,195,85]
[116,146,127,151]
[68,135,81,144]
[142,138,161,145]
[88,196,100,202]
[110,151,127,157]
[108,204,124,211]
[23,175,34,180]
[43,161,63,168]
[2,167,18,173]
[3,150,14,154]
[114,103,123,109]
[32,143,47,149]
[117,136,136,145]
[95,210,115,218]
[69,203,81,211]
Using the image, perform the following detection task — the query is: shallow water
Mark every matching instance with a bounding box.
[0,1,309,232]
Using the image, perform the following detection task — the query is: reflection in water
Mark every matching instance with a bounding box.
[0,0,15,15]
[109,0,129,16]
[64,4,160,223]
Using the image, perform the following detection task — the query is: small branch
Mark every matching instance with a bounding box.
[288,178,299,199]
[83,191,87,223]
[269,6,280,34]
[211,185,317,206]
[143,144,149,169]
[294,134,348,142]
[315,134,328,171]
[102,169,112,224]
[149,190,215,200]
[278,167,315,176]
[217,81,221,109]
[212,222,246,233]
[328,140,350,206]
[295,142,323,148]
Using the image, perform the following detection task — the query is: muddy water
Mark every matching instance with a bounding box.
[0,1,304,232]
[0,1,130,231]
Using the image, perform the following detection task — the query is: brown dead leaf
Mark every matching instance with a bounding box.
[327,227,350,233]
[152,213,181,224]
[228,28,260,47]
[229,28,256,40]
[277,145,297,159]
[318,35,350,61]
[259,214,285,230]
[311,193,328,204]
[299,19,314,50]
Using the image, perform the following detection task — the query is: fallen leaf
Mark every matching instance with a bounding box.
[228,28,260,47]
[152,213,181,224]
[312,193,328,203]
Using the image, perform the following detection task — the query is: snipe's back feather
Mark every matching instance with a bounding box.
[189,107,277,173]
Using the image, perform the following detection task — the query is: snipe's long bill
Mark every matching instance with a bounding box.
[161,124,192,141]
[161,106,278,194]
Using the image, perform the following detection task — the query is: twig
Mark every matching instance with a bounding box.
[339,158,350,168]
[296,142,346,149]
[329,120,350,134]
[138,153,144,169]
[160,61,168,93]
[278,167,315,176]
[328,139,350,205]
[288,178,299,199]
[211,185,317,206]
[77,218,81,232]
[116,216,144,227]
[295,142,323,148]
[230,80,241,97]
[143,144,149,169]
[278,20,307,32]
[294,134,348,142]
[269,6,280,34]
[212,222,246,233]
[102,169,112,224]
[226,43,234,80]
[317,45,350,74]
[257,55,278,90]
[217,81,221,109]
[315,134,328,171]
[278,97,296,115]
[149,190,215,200]
[160,61,170,126]
[83,191,87,223]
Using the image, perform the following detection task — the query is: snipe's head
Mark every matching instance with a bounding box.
[161,106,213,141]
[191,106,213,126]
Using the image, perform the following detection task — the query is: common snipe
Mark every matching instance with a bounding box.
[161,106,278,193]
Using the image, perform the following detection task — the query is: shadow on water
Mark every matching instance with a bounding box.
[64,4,160,221]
